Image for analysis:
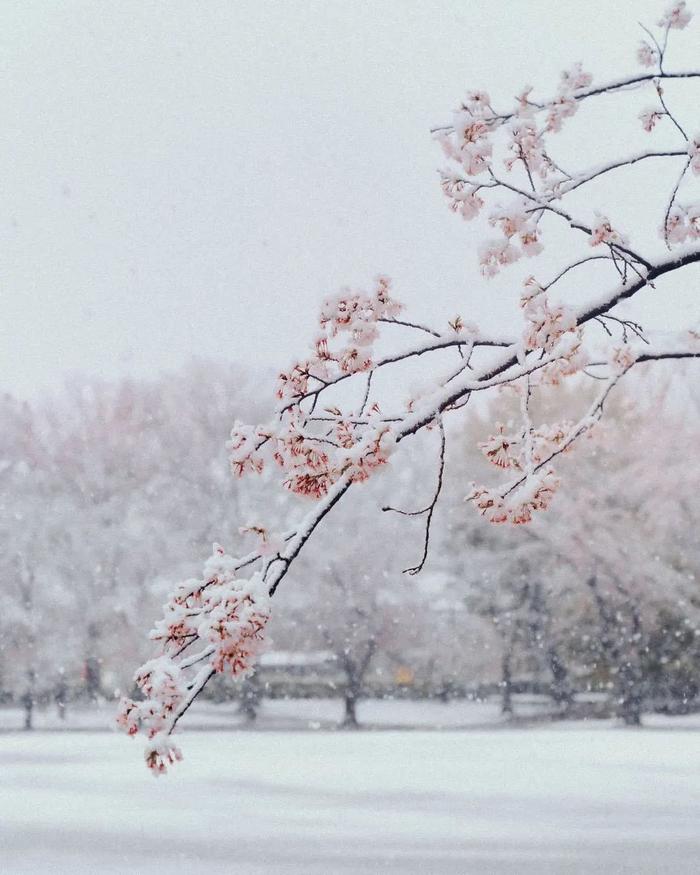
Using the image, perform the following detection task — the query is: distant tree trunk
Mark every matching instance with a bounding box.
[22,668,36,731]
[23,696,33,730]
[338,638,376,729]
[618,666,643,726]
[341,657,365,728]
[55,677,68,721]
[84,623,102,701]
[239,672,262,723]
[547,646,574,714]
[501,647,513,717]
[343,686,359,728]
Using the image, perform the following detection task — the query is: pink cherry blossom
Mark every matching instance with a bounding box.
[686,204,700,237]
[589,216,628,247]
[639,107,664,132]
[505,120,552,178]
[610,344,638,373]
[522,295,578,352]
[545,96,577,133]
[467,467,560,526]
[144,735,183,777]
[688,134,700,175]
[637,40,659,67]
[559,62,593,92]
[478,239,520,277]
[440,175,485,220]
[478,425,517,470]
[658,1,692,29]
[663,205,689,244]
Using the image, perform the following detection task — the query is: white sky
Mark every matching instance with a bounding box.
[2,0,697,397]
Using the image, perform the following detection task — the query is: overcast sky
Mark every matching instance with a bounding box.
[2,0,697,397]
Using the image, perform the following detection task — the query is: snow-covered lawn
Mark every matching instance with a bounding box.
[3,706,700,874]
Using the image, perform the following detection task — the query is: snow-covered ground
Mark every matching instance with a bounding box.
[3,702,700,874]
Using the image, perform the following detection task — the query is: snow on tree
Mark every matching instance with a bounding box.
[119,3,700,771]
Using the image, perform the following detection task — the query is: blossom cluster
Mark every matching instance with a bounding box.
[143,735,183,776]
[639,106,665,132]
[520,285,577,353]
[467,466,561,525]
[274,410,392,499]
[609,344,638,374]
[533,332,587,387]
[637,41,660,68]
[545,63,592,134]
[638,3,692,67]
[689,134,700,176]
[228,422,270,477]
[659,1,692,28]
[519,278,586,386]
[477,420,572,473]
[437,61,593,274]
[286,275,400,392]
[116,655,186,739]
[436,91,495,180]
[476,201,547,276]
[226,278,399,500]
[589,216,628,248]
[155,547,270,672]
[505,107,551,179]
[437,61,592,180]
[273,276,401,408]
[229,405,393,501]
[117,545,271,773]
[663,203,700,244]
[440,172,484,221]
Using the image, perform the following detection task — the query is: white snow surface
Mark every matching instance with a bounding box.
[2,704,700,874]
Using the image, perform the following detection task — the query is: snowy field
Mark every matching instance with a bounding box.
[3,703,700,874]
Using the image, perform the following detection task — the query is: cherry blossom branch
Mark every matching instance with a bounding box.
[565,70,700,103]
[542,256,613,291]
[595,314,649,344]
[378,317,441,338]
[637,348,700,361]
[162,666,217,747]
[278,332,513,415]
[267,472,355,596]
[559,150,687,195]
[502,371,628,497]
[396,245,700,441]
[142,242,700,757]
[121,2,700,773]
[488,169,653,268]
[579,244,700,321]
[654,83,689,139]
[431,71,700,135]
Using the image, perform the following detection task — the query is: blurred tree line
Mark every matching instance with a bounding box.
[1,361,698,728]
